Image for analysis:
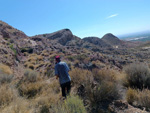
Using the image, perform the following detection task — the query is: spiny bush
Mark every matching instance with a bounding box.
[124,63,150,89]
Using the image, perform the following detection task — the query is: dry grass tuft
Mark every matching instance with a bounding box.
[18,81,44,98]
[17,69,43,98]
[126,88,150,111]
[0,84,18,107]
[69,68,92,86]
[23,69,39,83]
[126,88,138,104]
[1,98,34,113]
[0,63,12,75]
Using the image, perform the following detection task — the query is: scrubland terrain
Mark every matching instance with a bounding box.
[0,20,150,113]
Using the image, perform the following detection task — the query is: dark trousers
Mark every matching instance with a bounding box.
[61,81,71,97]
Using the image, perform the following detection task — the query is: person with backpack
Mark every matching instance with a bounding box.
[55,56,71,98]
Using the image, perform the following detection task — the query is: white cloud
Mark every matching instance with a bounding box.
[106,14,119,19]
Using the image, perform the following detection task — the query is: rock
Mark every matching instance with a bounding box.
[109,100,148,113]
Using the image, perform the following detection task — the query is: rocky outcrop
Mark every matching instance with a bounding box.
[101,33,127,48]
[0,20,27,39]
[109,100,148,113]
[83,37,111,48]
[32,29,78,45]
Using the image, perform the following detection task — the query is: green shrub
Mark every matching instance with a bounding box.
[9,44,17,55]
[124,63,150,89]
[56,95,86,113]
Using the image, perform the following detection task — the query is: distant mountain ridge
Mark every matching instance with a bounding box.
[0,20,143,50]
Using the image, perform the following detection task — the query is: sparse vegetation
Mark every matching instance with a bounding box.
[1,20,150,113]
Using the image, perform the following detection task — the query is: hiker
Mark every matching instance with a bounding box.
[55,56,71,98]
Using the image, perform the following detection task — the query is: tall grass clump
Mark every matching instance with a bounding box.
[0,63,12,75]
[124,63,150,89]
[0,64,13,85]
[126,88,138,104]
[126,88,150,111]
[0,85,17,107]
[1,98,34,113]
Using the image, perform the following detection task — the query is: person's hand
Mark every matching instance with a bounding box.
[56,75,59,79]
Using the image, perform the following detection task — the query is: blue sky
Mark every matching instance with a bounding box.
[0,0,150,38]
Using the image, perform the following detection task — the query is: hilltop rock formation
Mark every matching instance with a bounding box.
[83,37,111,48]
[101,33,125,48]
[32,29,78,45]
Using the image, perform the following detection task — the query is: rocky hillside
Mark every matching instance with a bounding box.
[0,20,150,113]
[0,20,27,39]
